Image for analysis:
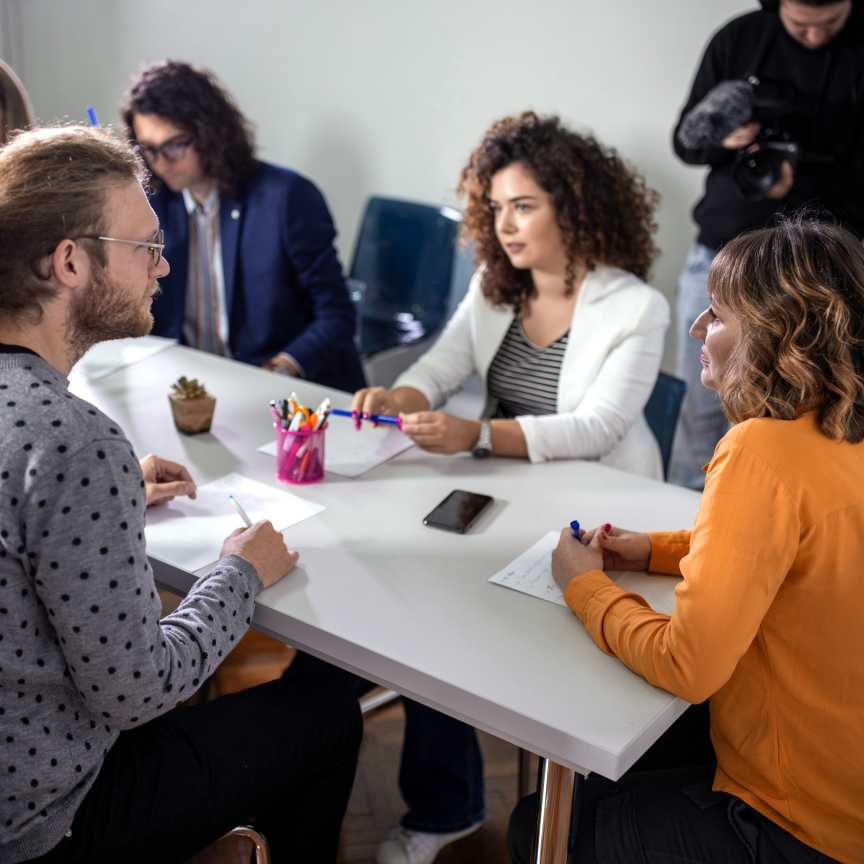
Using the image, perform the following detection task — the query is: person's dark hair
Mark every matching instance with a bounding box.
[759,0,860,10]
[457,111,660,311]
[709,216,864,443]
[0,126,145,322]
[121,60,256,194]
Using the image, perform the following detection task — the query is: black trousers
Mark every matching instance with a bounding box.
[27,672,363,864]
[507,703,839,864]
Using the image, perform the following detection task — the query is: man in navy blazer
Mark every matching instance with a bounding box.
[121,60,365,393]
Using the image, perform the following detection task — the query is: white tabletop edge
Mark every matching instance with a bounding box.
[82,344,700,782]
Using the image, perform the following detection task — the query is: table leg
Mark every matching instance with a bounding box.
[518,747,535,799]
[530,758,575,864]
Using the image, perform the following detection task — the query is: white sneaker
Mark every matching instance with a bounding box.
[375,822,482,864]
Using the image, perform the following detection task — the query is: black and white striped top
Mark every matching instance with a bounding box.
[486,318,569,418]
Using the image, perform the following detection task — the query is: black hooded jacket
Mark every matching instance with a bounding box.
[675,4,864,250]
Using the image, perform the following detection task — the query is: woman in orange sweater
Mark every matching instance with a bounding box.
[508,217,864,864]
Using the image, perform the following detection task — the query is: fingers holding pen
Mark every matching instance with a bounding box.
[351,387,398,428]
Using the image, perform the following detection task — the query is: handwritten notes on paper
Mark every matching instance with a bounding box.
[72,335,177,379]
[146,472,325,572]
[489,530,681,615]
[257,421,414,478]
[489,531,568,606]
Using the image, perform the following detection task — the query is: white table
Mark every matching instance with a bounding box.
[70,344,702,863]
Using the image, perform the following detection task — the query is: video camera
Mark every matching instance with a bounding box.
[677,78,801,202]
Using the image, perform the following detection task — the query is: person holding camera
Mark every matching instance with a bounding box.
[668,0,864,488]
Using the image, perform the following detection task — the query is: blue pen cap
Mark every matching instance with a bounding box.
[570,519,580,538]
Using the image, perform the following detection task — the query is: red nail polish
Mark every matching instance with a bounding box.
[603,523,611,533]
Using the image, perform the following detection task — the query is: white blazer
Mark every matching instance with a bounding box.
[394,264,671,479]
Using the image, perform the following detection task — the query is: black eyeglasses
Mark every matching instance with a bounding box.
[132,138,192,164]
[78,230,165,266]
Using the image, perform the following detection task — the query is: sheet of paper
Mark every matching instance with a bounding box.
[489,530,680,615]
[257,420,414,478]
[490,531,569,605]
[145,472,326,572]
[72,335,177,379]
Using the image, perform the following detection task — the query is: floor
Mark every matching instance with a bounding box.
[339,698,526,864]
[164,591,531,864]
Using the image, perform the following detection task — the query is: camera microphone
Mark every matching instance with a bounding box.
[677,80,755,149]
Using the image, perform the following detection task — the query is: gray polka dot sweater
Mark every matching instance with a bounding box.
[0,352,263,863]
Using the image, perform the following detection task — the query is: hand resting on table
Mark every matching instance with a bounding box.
[551,524,652,592]
[140,454,197,507]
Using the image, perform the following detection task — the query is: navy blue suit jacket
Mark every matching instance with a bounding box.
[149,161,366,393]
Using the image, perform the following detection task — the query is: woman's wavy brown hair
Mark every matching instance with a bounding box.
[457,111,659,311]
[121,61,256,195]
[709,216,864,443]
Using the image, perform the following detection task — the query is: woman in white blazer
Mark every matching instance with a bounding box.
[353,112,670,482]
[298,113,672,864]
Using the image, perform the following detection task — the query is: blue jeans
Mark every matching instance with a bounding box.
[284,652,486,833]
[667,243,729,490]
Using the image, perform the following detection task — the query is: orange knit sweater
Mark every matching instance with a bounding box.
[563,411,864,864]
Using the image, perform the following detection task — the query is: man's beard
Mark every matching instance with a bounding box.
[67,267,159,362]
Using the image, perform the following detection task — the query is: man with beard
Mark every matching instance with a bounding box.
[0,126,361,864]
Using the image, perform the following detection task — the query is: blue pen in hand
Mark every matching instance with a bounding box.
[570,520,581,539]
[86,106,99,127]
[330,408,403,427]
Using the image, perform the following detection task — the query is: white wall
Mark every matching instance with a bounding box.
[2,0,754,370]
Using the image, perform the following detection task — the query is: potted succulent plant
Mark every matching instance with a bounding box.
[168,376,216,434]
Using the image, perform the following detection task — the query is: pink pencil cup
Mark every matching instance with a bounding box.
[275,422,327,484]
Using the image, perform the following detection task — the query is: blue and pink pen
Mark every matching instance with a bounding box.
[329,408,402,427]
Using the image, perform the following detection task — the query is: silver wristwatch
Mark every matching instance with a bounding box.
[472,420,493,459]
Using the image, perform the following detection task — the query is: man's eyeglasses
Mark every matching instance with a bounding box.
[78,230,165,267]
[132,138,191,164]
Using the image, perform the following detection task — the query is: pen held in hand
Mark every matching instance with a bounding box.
[230,495,253,528]
[330,408,403,426]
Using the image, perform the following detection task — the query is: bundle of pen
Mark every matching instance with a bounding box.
[270,394,329,485]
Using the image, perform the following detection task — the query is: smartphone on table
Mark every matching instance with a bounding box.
[422,490,494,534]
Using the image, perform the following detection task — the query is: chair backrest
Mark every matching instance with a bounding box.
[643,372,688,480]
[345,277,366,350]
[349,197,462,357]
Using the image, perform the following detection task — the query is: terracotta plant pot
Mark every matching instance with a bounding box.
[169,393,216,435]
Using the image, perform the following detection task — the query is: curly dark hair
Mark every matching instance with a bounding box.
[121,60,256,194]
[709,216,864,443]
[458,111,660,310]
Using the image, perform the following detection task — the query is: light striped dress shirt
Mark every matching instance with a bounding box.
[182,186,230,356]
